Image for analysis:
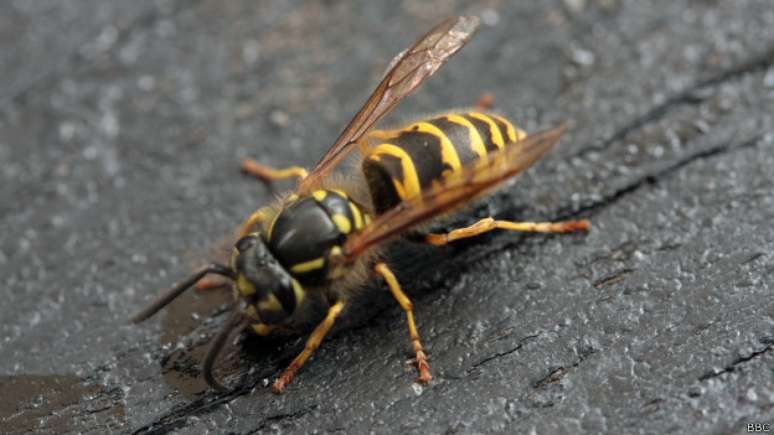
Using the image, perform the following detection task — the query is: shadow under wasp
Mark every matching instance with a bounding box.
[132,15,590,393]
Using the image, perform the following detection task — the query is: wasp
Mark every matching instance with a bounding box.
[132,16,590,393]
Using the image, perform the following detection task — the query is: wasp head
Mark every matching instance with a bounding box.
[231,233,304,325]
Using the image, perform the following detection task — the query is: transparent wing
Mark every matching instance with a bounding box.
[297,16,481,193]
[338,123,568,261]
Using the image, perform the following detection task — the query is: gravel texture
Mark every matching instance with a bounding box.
[1,1,773,434]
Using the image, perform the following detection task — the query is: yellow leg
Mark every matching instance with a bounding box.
[366,129,401,140]
[356,135,370,156]
[359,130,399,157]
[424,217,590,245]
[374,262,432,384]
[272,300,346,393]
[237,206,273,239]
[241,159,308,182]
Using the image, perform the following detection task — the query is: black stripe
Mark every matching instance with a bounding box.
[428,117,481,166]
[392,129,448,191]
[490,116,512,144]
[363,153,404,214]
[272,283,297,316]
[318,190,354,225]
[464,114,500,153]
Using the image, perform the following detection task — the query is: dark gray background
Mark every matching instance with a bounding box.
[1,1,773,434]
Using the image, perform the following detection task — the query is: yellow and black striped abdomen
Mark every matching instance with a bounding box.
[362,112,526,214]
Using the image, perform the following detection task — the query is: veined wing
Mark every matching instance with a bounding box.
[297,16,481,193]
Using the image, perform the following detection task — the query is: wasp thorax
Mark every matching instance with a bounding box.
[232,234,304,324]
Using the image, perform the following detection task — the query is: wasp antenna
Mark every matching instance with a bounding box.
[130,263,234,323]
[203,312,245,392]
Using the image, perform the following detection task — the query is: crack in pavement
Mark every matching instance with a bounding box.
[698,343,774,382]
[558,134,763,221]
[593,268,635,288]
[452,133,763,282]
[466,334,542,375]
[131,378,264,435]
[573,43,774,159]
[532,345,597,391]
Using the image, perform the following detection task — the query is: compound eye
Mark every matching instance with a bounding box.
[235,235,257,253]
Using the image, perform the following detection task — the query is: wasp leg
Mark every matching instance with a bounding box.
[423,217,590,245]
[374,262,432,384]
[359,128,405,155]
[475,92,495,109]
[240,159,308,183]
[272,300,346,393]
[195,275,232,291]
[237,206,273,239]
[356,135,370,155]
[366,129,401,141]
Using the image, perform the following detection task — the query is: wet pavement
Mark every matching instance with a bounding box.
[1,1,773,434]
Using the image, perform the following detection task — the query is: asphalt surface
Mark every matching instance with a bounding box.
[1,1,773,434]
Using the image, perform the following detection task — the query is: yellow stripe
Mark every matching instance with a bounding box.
[251,323,274,336]
[408,121,461,172]
[332,214,351,234]
[348,202,363,230]
[312,190,327,202]
[265,209,281,242]
[468,112,505,150]
[258,294,282,313]
[367,144,421,200]
[292,279,305,306]
[290,257,325,274]
[237,275,256,296]
[327,246,346,279]
[446,114,488,161]
[489,114,520,143]
[230,247,239,272]
[330,189,348,199]
[245,304,258,319]
[239,207,271,238]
